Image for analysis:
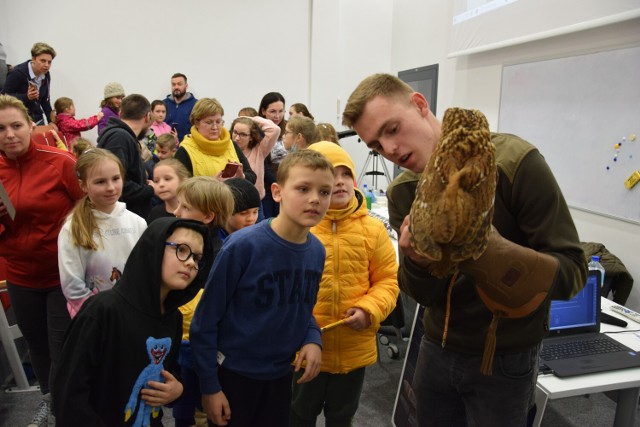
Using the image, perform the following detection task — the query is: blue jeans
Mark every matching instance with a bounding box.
[412,336,540,427]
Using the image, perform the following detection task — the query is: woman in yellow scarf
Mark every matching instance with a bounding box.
[175,98,256,184]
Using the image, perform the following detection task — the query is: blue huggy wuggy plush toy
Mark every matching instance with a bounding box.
[125,337,172,426]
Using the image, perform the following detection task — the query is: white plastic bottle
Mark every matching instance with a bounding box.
[376,189,387,208]
[588,255,605,289]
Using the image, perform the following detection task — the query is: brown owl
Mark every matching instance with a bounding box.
[409,108,496,278]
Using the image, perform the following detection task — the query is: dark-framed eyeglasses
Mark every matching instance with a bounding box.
[232,129,251,138]
[165,242,204,270]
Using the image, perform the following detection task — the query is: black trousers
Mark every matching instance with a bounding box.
[290,368,366,427]
[6,283,70,395]
[208,366,292,427]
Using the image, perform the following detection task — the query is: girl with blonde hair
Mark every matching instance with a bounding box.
[58,148,147,317]
[315,122,340,145]
[283,115,317,151]
[147,158,191,223]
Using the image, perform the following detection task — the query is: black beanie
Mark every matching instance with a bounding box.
[225,178,260,214]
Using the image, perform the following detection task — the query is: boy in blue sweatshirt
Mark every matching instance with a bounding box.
[190,150,335,427]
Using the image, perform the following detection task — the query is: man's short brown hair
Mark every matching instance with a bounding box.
[342,73,413,128]
[171,73,187,83]
[120,94,151,121]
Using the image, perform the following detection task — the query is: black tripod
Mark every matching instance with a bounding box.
[358,150,392,189]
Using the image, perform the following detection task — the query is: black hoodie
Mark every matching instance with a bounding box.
[98,117,156,219]
[53,218,213,427]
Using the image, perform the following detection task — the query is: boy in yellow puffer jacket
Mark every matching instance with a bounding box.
[290,141,399,426]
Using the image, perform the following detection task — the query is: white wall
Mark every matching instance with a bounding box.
[390,1,640,310]
[309,0,395,190]
[0,0,395,189]
[0,0,312,143]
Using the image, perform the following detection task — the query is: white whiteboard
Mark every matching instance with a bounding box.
[498,46,640,224]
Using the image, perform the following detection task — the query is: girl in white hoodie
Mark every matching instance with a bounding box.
[58,148,147,317]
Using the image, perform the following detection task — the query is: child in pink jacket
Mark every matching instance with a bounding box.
[54,96,103,147]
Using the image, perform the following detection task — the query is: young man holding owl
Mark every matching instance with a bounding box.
[342,73,587,427]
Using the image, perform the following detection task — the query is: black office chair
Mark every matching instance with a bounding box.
[377,292,417,359]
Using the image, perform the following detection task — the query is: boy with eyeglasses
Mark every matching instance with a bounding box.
[53,218,214,426]
[191,150,335,427]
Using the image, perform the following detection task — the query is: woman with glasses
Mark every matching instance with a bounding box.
[229,116,280,221]
[174,98,256,184]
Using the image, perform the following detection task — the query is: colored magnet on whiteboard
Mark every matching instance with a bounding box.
[631,134,637,141]
[614,143,620,149]
[624,170,640,189]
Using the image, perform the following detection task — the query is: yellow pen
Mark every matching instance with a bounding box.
[321,319,346,333]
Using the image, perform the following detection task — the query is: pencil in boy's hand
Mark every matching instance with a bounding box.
[321,319,346,333]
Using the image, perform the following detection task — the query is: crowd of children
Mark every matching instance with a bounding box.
[1,72,400,427]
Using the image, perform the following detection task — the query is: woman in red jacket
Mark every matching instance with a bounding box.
[0,94,83,425]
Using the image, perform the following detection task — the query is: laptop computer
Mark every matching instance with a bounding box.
[539,271,640,377]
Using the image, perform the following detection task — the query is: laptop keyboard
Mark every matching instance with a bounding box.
[541,337,625,361]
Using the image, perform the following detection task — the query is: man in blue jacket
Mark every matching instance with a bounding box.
[165,73,197,141]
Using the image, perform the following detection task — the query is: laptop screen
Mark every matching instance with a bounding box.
[548,271,600,333]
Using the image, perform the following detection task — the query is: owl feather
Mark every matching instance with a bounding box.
[409,108,497,278]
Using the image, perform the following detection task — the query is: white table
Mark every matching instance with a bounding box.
[534,298,640,427]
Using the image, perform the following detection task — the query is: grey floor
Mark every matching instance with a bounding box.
[2,365,640,426]
[3,343,639,426]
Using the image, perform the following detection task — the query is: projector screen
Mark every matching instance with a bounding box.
[449,0,640,57]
